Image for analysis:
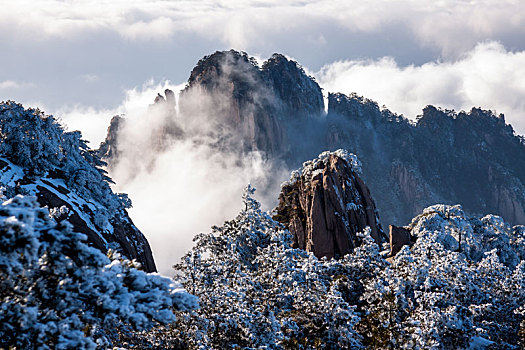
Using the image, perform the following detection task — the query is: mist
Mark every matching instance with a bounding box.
[52,42,525,275]
[99,77,291,276]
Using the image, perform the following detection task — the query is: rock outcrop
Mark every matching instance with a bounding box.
[178,50,324,156]
[274,150,386,259]
[152,88,176,112]
[148,88,182,152]
[98,115,124,166]
[98,89,182,169]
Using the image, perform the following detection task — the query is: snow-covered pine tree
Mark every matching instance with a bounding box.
[0,194,197,349]
[359,204,525,349]
[0,101,129,212]
[173,186,364,349]
[172,189,525,349]
[0,101,156,271]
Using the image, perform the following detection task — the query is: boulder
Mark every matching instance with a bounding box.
[388,225,412,257]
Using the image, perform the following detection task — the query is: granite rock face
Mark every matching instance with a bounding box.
[98,89,182,170]
[147,88,182,152]
[179,50,285,155]
[274,150,386,259]
[326,94,525,226]
[261,53,324,119]
[178,50,324,156]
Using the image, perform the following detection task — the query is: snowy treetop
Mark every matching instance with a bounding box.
[285,149,362,186]
[0,101,126,212]
[0,194,197,348]
[407,203,525,268]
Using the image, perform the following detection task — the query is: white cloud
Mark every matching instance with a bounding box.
[56,79,183,145]
[0,80,34,90]
[3,1,525,58]
[0,80,20,89]
[315,41,525,134]
[118,142,285,276]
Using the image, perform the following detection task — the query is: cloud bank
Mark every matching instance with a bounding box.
[3,0,525,58]
[316,41,525,134]
[4,0,525,113]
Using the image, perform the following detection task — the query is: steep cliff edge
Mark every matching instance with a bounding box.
[274,150,386,259]
[0,101,156,272]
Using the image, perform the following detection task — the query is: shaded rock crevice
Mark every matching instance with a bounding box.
[388,224,414,258]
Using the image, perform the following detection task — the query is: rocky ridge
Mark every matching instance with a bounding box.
[0,102,156,272]
[327,97,525,225]
[274,150,387,259]
[99,49,525,229]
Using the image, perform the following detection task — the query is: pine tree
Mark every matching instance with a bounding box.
[0,195,197,349]
[174,186,364,349]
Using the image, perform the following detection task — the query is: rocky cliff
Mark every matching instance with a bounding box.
[100,50,525,227]
[178,50,285,155]
[326,94,525,226]
[177,50,323,156]
[261,53,324,119]
[98,115,124,168]
[274,150,386,259]
[0,101,156,272]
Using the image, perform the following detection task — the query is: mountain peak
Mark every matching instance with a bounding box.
[262,53,324,116]
[187,49,259,88]
[274,150,386,259]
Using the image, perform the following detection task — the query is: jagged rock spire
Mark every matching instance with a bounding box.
[274,150,386,259]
